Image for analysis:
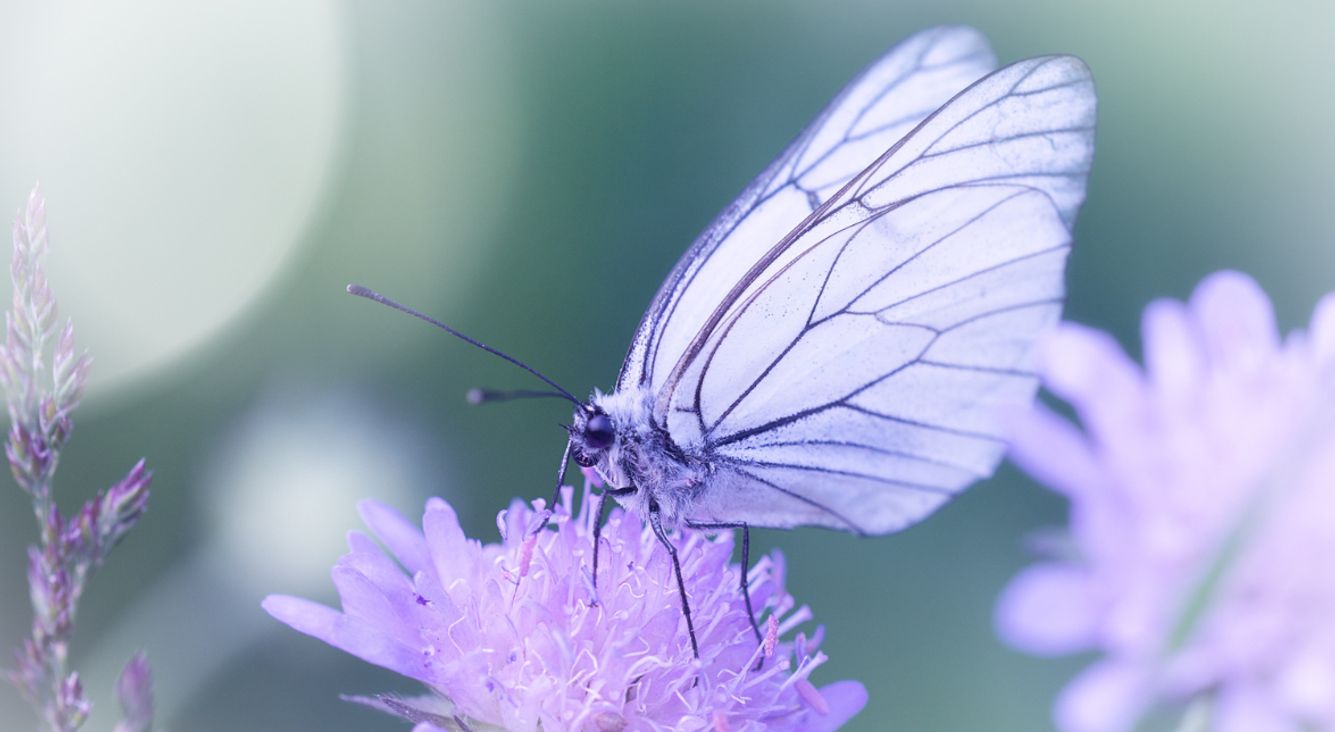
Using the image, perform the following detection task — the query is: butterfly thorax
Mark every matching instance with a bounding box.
[576,386,711,525]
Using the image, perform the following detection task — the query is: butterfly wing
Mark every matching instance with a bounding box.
[617,26,998,394]
[661,55,1097,534]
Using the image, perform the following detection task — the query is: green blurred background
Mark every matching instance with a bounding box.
[1,1,1332,730]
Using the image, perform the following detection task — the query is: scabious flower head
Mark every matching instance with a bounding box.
[265,484,866,731]
[997,271,1335,731]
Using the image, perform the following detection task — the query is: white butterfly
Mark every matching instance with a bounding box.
[354,25,1095,655]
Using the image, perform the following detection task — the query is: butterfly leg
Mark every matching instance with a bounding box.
[648,497,700,660]
[589,485,635,605]
[534,438,574,533]
[686,520,763,663]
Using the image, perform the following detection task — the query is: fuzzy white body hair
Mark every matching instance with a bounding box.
[589,386,711,526]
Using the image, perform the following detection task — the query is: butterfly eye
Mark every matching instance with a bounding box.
[584,413,615,450]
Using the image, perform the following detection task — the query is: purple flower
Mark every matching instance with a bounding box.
[112,651,154,732]
[265,484,867,731]
[997,271,1335,731]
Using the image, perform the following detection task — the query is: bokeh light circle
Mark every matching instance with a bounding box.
[0,0,345,396]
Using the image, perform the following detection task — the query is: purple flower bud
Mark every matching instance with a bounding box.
[95,460,151,558]
[11,638,45,701]
[54,318,74,363]
[26,546,54,629]
[7,421,36,492]
[112,652,154,732]
[43,503,62,547]
[64,500,96,558]
[57,671,91,729]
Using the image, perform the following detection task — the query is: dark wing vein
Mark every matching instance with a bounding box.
[617,27,996,393]
[716,455,956,495]
[730,466,869,534]
[656,57,1090,418]
[709,298,1063,449]
[700,186,1031,434]
[729,437,988,477]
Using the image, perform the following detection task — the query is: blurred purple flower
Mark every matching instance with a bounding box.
[113,652,154,732]
[997,271,1335,731]
[265,484,866,731]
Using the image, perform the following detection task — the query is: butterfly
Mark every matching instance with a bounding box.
[351,25,1096,657]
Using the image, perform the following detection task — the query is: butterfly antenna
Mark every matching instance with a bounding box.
[347,284,584,408]
[467,387,575,406]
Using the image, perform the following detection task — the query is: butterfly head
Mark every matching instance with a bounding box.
[570,405,617,468]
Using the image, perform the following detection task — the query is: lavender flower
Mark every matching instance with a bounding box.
[265,484,867,731]
[2,186,155,732]
[996,271,1335,731]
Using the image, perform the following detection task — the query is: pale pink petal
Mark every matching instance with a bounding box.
[1308,293,1335,366]
[996,563,1100,655]
[1041,325,1139,399]
[358,500,430,574]
[1216,683,1293,732]
[1055,661,1147,732]
[343,531,414,590]
[331,566,415,639]
[1142,298,1205,398]
[1188,270,1279,373]
[422,501,471,585]
[1275,646,1335,722]
[263,595,340,640]
[1008,406,1102,498]
[1040,324,1144,441]
[263,594,427,683]
[807,681,868,732]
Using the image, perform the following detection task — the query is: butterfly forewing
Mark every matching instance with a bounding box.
[656,55,1096,534]
[617,26,999,396]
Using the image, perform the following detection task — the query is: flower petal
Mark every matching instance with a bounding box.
[1188,271,1278,374]
[344,531,412,590]
[1216,682,1291,732]
[1008,406,1102,499]
[423,500,471,587]
[331,565,415,640]
[263,595,341,642]
[806,681,868,732]
[1039,324,1144,443]
[1142,298,1205,399]
[995,563,1099,655]
[1055,660,1147,732]
[358,500,430,574]
[1309,293,1335,367]
[1276,644,1335,722]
